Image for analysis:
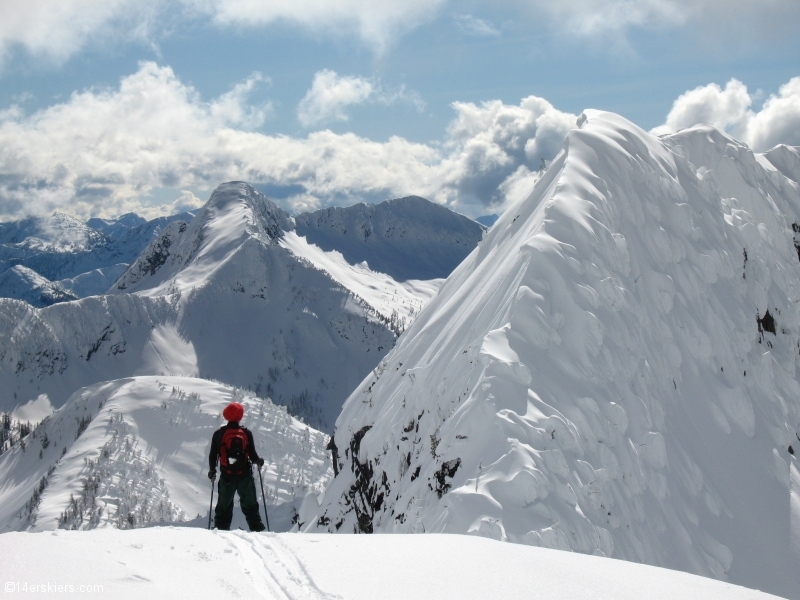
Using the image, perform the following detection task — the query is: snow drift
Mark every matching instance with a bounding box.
[0,529,784,600]
[0,376,332,533]
[309,112,800,598]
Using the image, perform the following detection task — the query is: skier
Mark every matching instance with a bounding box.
[208,402,266,531]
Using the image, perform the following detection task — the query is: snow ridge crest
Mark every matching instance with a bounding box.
[309,111,800,599]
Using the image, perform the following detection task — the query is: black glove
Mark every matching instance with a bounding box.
[256,458,265,467]
[208,470,216,481]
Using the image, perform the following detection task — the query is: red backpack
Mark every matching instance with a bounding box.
[219,427,250,475]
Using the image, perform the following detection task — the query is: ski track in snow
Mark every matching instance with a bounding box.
[225,532,342,600]
[0,528,784,600]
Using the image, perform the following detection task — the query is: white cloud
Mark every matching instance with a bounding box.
[297,70,375,127]
[209,72,272,129]
[0,62,574,222]
[0,0,163,66]
[0,0,447,66]
[747,78,800,151]
[3,64,800,225]
[652,77,800,151]
[440,96,576,206]
[455,15,500,37]
[651,79,752,140]
[297,70,425,128]
[184,0,447,54]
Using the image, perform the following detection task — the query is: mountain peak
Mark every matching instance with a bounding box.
[294,195,485,281]
[112,182,291,294]
[309,112,800,598]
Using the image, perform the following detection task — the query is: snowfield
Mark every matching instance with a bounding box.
[0,529,784,600]
[309,112,800,598]
[0,376,332,534]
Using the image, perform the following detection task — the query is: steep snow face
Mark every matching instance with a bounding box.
[310,113,800,598]
[113,182,291,295]
[294,196,485,281]
[0,376,332,533]
[280,231,438,328]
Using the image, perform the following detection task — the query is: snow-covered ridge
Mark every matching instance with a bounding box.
[0,265,76,307]
[112,182,291,295]
[310,112,800,598]
[0,376,332,533]
[0,529,783,600]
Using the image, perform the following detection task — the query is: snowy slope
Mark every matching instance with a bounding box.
[310,112,800,598]
[0,529,783,600]
[295,196,485,281]
[0,376,331,533]
[0,184,484,433]
[280,231,438,327]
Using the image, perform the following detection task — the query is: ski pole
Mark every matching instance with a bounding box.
[208,476,215,530]
[258,465,271,532]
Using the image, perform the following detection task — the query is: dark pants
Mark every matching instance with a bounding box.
[214,472,265,532]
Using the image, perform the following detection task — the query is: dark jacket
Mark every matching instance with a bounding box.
[209,422,262,474]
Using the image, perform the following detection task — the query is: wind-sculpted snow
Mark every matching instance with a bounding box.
[0,376,332,533]
[309,112,800,598]
[295,196,485,281]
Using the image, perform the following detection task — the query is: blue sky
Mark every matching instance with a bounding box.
[1,1,799,220]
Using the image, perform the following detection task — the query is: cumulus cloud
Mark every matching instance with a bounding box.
[653,77,800,151]
[297,69,424,128]
[439,96,576,206]
[297,70,375,127]
[0,62,575,221]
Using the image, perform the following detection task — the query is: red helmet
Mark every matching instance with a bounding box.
[222,402,244,422]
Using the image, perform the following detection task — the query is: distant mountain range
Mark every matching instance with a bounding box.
[0,211,195,305]
[0,186,484,432]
